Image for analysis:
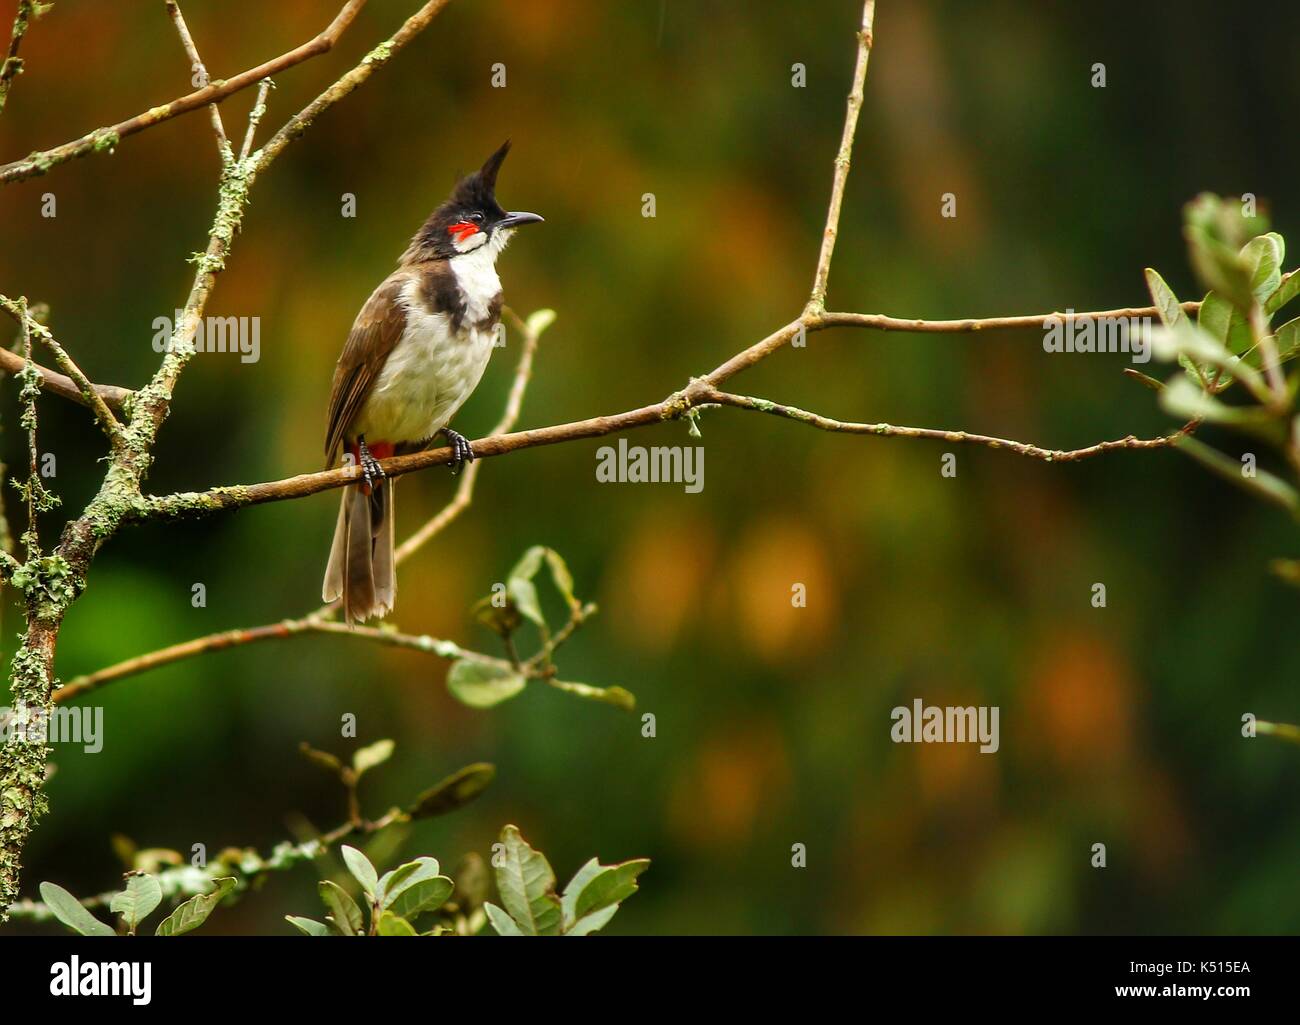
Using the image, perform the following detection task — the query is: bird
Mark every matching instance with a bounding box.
[322,140,543,624]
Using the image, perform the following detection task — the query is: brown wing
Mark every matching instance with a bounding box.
[324,272,411,467]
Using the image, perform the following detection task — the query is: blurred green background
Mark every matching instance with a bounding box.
[2,0,1299,935]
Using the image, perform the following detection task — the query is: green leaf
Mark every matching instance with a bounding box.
[1270,559,1300,587]
[524,308,557,337]
[561,857,650,932]
[387,876,454,921]
[1174,435,1299,512]
[1151,321,1267,398]
[1256,720,1300,744]
[507,546,547,628]
[470,593,523,637]
[154,877,236,937]
[1243,233,1283,305]
[1159,375,1281,438]
[376,856,439,903]
[484,901,524,935]
[39,882,115,937]
[1274,316,1300,360]
[110,873,163,932]
[1144,268,1185,329]
[446,660,526,708]
[298,741,344,775]
[319,879,364,935]
[455,853,490,912]
[377,911,418,936]
[568,904,621,936]
[543,549,580,612]
[1266,269,1300,315]
[493,825,562,936]
[352,739,394,777]
[377,861,423,906]
[340,845,379,899]
[1198,291,1252,357]
[1186,226,1255,311]
[1121,368,1164,392]
[406,762,496,819]
[285,916,331,936]
[547,679,636,711]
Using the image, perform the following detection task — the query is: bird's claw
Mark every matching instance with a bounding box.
[358,436,386,492]
[442,428,475,475]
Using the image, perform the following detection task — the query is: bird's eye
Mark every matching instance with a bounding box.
[467,212,484,223]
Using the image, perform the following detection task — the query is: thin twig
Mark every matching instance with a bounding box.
[0,296,127,451]
[131,300,1202,520]
[815,304,1201,335]
[701,387,1194,462]
[165,0,229,160]
[0,0,37,114]
[0,0,369,184]
[239,80,274,162]
[18,298,36,557]
[249,0,454,174]
[0,320,131,412]
[806,0,876,313]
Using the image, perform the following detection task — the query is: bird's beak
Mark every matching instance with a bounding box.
[498,211,544,229]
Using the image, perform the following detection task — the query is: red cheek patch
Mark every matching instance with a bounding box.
[447,221,479,243]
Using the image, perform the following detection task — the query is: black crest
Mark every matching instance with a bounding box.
[404,141,513,262]
[449,139,511,210]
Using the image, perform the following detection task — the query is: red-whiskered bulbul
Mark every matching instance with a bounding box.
[322,140,542,624]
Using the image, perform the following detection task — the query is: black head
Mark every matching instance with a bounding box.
[404,140,543,262]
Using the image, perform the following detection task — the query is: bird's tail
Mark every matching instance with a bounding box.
[322,478,396,625]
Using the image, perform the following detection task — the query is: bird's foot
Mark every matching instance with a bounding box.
[357,435,386,492]
[441,428,475,475]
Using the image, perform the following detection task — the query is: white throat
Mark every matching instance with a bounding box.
[449,232,507,319]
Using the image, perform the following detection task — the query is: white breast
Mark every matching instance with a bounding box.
[353,263,500,445]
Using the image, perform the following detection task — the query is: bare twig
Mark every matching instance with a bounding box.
[132,300,1199,520]
[0,0,369,184]
[815,304,1201,335]
[0,296,127,451]
[239,80,274,162]
[700,387,1194,462]
[165,0,229,160]
[17,298,37,555]
[807,0,876,313]
[249,0,454,173]
[0,0,38,114]
[0,326,131,412]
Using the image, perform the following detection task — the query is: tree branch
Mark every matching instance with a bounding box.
[0,0,38,115]
[806,0,875,313]
[0,0,457,920]
[131,300,1200,521]
[700,387,1194,462]
[165,0,229,161]
[0,0,368,185]
[248,0,455,174]
[0,295,127,450]
[56,306,546,704]
[238,80,274,163]
[0,328,131,412]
